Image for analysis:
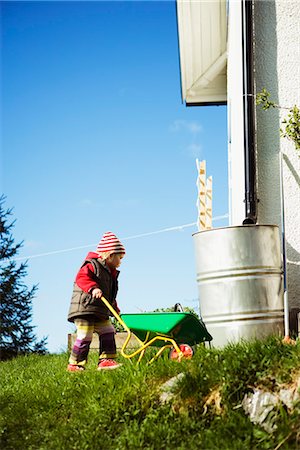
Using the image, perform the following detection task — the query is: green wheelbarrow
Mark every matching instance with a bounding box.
[101,296,213,363]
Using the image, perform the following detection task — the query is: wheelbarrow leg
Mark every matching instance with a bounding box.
[148,345,172,364]
[137,348,146,363]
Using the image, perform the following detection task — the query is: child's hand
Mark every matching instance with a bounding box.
[92,288,102,299]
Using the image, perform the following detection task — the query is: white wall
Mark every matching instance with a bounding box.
[228,0,300,316]
[254,0,300,313]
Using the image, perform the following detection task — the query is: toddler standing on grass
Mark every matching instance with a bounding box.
[67,231,125,371]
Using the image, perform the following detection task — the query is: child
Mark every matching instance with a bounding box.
[67,231,125,371]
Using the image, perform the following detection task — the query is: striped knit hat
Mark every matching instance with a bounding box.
[96,231,125,256]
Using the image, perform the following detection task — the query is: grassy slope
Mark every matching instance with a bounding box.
[1,336,299,450]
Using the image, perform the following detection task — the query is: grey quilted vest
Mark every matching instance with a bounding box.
[67,258,119,322]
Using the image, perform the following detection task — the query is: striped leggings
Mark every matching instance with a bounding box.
[69,318,116,366]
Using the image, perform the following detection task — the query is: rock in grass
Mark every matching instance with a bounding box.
[159,373,185,404]
[242,389,278,433]
[242,379,300,434]
[279,375,300,410]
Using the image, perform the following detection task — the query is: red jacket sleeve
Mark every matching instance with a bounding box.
[75,263,101,294]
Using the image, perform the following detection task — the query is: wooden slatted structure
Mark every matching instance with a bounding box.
[196,159,213,231]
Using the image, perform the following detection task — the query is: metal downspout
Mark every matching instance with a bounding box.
[241,0,257,224]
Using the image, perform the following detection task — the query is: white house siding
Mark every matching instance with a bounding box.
[254,1,300,313]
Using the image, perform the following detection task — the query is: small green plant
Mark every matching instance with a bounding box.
[256,88,278,110]
[153,305,199,318]
[281,105,300,151]
[256,88,300,153]
[111,316,125,332]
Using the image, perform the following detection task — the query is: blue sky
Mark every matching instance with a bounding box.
[1,1,228,353]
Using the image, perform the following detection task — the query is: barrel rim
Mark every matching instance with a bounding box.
[192,224,280,237]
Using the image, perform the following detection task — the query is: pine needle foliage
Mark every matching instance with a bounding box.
[0,195,47,360]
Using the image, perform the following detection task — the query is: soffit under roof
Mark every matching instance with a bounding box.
[176,0,227,105]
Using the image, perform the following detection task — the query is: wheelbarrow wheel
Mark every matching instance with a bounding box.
[169,344,194,361]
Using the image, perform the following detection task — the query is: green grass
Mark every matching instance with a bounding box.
[1,336,300,450]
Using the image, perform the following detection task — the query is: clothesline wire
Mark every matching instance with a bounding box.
[13,213,229,261]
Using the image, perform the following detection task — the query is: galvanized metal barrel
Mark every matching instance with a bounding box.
[193,225,284,347]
